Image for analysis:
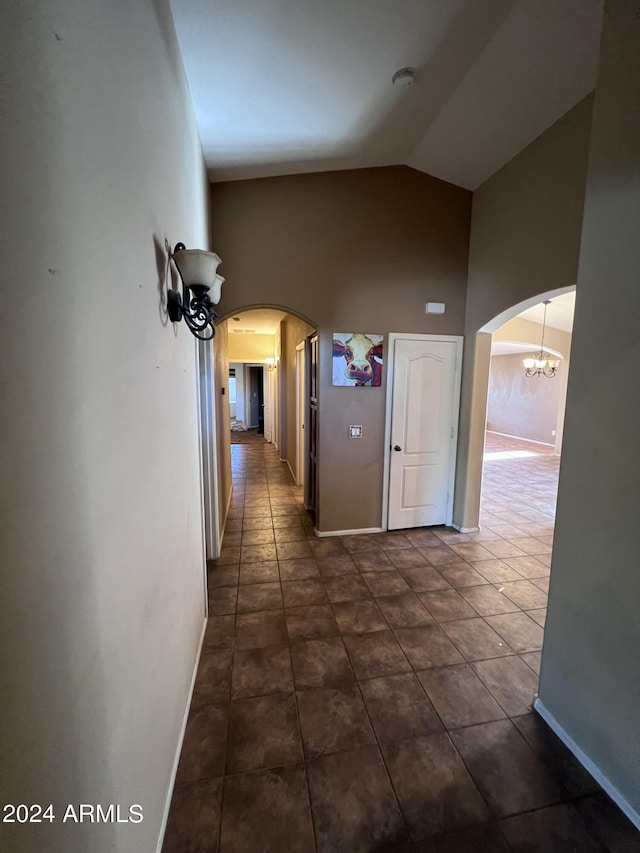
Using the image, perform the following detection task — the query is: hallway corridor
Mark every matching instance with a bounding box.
[162,433,638,852]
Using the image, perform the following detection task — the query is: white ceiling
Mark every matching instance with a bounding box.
[169,0,602,188]
[518,291,576,333]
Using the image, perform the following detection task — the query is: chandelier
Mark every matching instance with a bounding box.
[523,299,559,378]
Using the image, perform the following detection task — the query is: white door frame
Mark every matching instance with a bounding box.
[196,340,221,568]
[295,342,305,487]
[382,333,464,531]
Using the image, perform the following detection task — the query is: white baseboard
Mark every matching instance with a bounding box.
[451,523,480,533]
[534,698,640,830]
[315,526,384,538]
[155,616,208,853]
[486,429,554,448]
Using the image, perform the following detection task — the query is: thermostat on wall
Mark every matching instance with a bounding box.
[349,425,363,438]
[425,302,446,314]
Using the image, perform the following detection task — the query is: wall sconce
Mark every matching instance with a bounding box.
[265,357,276,372]
[168,242,224,340]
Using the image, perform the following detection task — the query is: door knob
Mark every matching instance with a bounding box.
[393,445,402,451]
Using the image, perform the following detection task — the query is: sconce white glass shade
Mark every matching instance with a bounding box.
[523,357,536,370]
[211,274,225,305]
[173,248,222,290]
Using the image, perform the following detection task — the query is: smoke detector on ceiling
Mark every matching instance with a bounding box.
[392,67,415,88]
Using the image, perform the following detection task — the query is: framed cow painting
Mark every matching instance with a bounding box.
[332,333,383,387]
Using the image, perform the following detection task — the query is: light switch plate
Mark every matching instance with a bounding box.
[349,425,363,438]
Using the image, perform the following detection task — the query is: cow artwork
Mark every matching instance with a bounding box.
[332,333,384,387]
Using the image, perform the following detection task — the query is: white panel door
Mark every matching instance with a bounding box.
[388,338,460,530]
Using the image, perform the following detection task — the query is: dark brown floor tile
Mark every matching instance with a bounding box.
[225,517,243,531]
[279,557,320,580]
[284,603,339,640]
[419,545,461,566]
[503,555,550,579]
[162,777,222,853]
[202,615,235,654]
[394,624,465,669]
[242,528,275,546]
[222,533,243,549]
[231,644,293,699]
[353,550,394,572]
[457,584,519,616]
[417,664,506,729]
[485,612,544,652]
[499,579,548,609]
[341,533,384,553]
[450,542,496,562]
[241,516,273,530]
[470,560,523,583]
[383,733,489,839]
[360,672,443,742]
[500,803,604,852]
[277,539,313,560]
[215,546,241,566]
[237,582,283,613]
[388,548,430,569]
[344,630,411,679]
[519,651,542,675]
[274,526,308,543]
[404,529,443,548]
[472,655,538,716]
[376,593,434,628]
[451,720,563,818]
[208,563,239,588]
[575,791,640,852]
[323,574,371,603]
[309,537,348,557]
[208,586,237,616]
[290,637,355,689]
[227,692,302,773]
[238,560,279,585]
[315,553,358,577]
[399,565,452,592]
[442,618,513,661]
[307,746,408,852]
[175,704,228,785]
[235,610,287,650]
[412,822,511,852]
[531,576,551,593]
[376,532,412,551]
[332,599,388,634]
[191,651,232,707]
[296,683,375,758]
[526,607,546,627]
[241,543,278,563]
[419,589,478,622]
[281,578,327,607]
[362,570,412,597]
[220,764,315,853]
[511,714,601,798]
[439,563,489,588]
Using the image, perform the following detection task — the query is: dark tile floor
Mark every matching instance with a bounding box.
[162,432,640,852]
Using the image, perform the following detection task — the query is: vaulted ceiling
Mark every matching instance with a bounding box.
[168,0,602,188]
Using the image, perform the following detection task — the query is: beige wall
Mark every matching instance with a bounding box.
[539,0,640,819]
[487,353,564,444]
[228,332,276,363]
[211,166,471,532]
[454,96,593,529]
[0,1,209,850]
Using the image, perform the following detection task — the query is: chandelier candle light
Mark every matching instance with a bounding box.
[523,299,559,378]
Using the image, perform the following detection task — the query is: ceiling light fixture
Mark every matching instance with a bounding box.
[392,67,415,88]
[167,242,224,340]
[265,357,276,372]
[523,300,559,378]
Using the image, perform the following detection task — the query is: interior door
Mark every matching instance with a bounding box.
[388,337,461,530]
